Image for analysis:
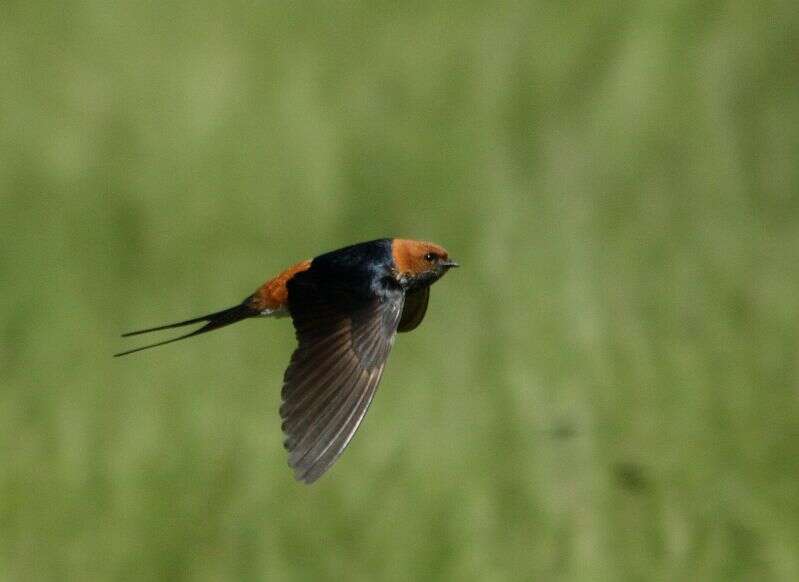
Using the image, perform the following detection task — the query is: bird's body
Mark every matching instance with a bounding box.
[116,238,458,483]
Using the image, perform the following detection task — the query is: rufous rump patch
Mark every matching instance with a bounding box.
[250,259,312,311]
[391,239,450,277]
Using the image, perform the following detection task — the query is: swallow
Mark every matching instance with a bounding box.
[116,238,458,483]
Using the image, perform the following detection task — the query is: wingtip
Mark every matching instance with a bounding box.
[294,467,320,485]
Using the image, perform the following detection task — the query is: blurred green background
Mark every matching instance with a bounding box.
[2,1,798,580]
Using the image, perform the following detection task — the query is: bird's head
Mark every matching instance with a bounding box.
[391,239,459,290]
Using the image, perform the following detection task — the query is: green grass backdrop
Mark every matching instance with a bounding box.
[1,1,798,580]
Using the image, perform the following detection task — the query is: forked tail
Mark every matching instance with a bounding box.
[114,300,257,357]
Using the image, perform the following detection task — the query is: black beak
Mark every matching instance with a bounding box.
[441,260,459,269]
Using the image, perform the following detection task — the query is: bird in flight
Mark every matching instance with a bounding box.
[116,238,458,483]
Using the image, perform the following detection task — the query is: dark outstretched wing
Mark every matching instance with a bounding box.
[280,274,404,483]
[398,286,429,333]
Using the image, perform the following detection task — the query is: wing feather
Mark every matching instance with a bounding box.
[298,370,382,483]
[281,271,404,483]
[288,364,365,470]
[398,286,429,332]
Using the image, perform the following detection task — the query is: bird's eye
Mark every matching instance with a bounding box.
[424,252,437,262]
